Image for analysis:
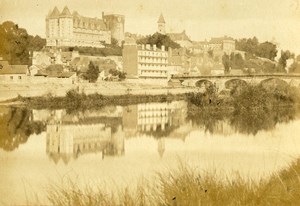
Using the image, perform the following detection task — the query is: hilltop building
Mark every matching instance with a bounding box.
[157,14,192,48]
[46,6,125,48]
[208,36,235,55]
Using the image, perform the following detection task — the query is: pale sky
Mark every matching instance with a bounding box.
[1,0,300,54]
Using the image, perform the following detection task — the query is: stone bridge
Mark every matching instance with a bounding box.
[172,74,300,92]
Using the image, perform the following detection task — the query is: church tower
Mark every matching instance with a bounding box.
[157,13,166,34]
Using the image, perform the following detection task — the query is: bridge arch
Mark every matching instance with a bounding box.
[260,78,289,89]
[195,79,213,89]
[224,79,248,90]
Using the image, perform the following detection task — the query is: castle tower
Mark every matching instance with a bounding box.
[157,13,166,35]
[58,6,73,46]
[46,7,60,46]
[103,13,125,46]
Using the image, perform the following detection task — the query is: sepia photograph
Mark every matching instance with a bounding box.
[1,0,300,205]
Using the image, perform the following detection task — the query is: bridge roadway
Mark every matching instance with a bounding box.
[171,74,300,91]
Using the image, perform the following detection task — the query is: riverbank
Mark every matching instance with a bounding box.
[45,158,300,206]
[0,81,198,102]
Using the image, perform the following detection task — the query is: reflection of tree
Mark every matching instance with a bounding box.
[187,103,230,134]
[0,107,45,151]
[187,84,298,135]
[230,106,296,135]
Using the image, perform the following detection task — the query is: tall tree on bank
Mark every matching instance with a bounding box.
[222,54,231,74]
[85,62,99,83]
[0,21,45,65]
[277,50,294,73]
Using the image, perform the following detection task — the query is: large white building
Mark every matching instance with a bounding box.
[123,40,169,78]
[46,6,125,48]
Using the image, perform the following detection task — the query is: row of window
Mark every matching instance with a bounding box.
[9,76,22,80]
[138,51,167,57]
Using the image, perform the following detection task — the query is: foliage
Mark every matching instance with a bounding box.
[255,42,278,61]
[109,69,126,80]
[0,21,45,65]
[277,50,294,73]
[236,37,277,61]
[72,46,122,56]
[230,53,245,69]
[84,62,99,83]
[187,84,300,135]
[137,32,181,50]
[46,159,300,206]
[222,54,231,74]
[0,107,45,151]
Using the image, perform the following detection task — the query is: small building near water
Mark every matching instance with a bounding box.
[0,57,29,82]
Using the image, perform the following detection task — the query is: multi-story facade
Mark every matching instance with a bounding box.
[46,6,125,48]
[208,36,235,55]
[123,41,169,78]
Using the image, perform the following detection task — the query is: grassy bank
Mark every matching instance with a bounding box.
[20,89,190,113]
[45,159,300,206]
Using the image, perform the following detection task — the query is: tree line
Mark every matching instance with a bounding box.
[0,21,46,65]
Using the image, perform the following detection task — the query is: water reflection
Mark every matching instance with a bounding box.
[1,100,299,157]
[187,104,298,136]
[1,101,300,204]
[0,107,45,151]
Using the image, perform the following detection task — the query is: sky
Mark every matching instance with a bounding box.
[1,0,300,54]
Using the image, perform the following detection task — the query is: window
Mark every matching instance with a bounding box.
[18,76,21,80]
[10,76,13,80]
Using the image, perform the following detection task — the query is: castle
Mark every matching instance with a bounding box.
[46,6,125,48]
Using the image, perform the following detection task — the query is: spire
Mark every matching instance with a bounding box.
[60,6,72,16]
[49,7,60,17]
[158,13,165,24]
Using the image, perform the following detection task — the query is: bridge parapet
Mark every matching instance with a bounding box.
[175,74,300,92]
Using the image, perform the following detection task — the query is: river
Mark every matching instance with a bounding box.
[0,100,300,205]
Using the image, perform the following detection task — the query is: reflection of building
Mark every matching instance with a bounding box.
[39,107,124,164]
[123,101,187,137]
[122,101,188,158]
[46,123,124,164]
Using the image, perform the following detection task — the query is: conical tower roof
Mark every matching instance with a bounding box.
[49,7,60,17]
[61,6,72,16]
[157,13,165,23]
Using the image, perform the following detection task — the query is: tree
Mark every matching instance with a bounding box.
[277,50,293,73]
[0,21,46,65]
[255,42,277,61]
[85,62,99,82]
[110,38,119,47]
[236,37,277,61]
[222,54,231,74]
[109,68,126,80]
[137,32,180,50]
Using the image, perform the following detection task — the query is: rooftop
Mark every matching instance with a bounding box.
[0,60,28,75]
[167,30,191,42]
[209,36,235,44]
[158,14,166,23]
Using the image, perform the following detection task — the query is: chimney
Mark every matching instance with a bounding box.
[146,44,150,50]
[153,45,157,51]
[161,45,165,51]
